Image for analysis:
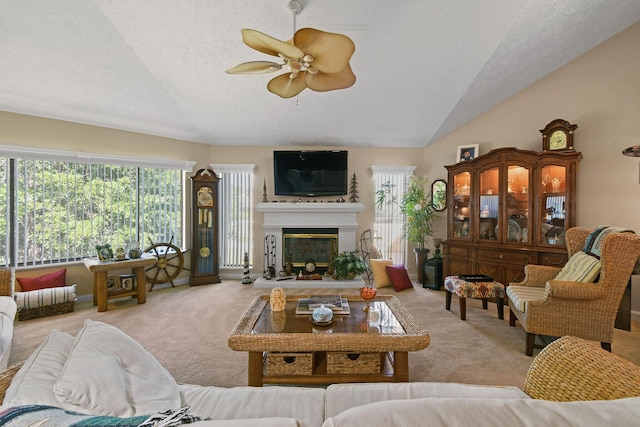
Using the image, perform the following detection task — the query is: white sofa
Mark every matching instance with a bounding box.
[0,296,16,371]
[0,267,17,371]
[1,320,639,426]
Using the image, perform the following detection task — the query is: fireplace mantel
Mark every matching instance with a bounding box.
[256,202,365,274]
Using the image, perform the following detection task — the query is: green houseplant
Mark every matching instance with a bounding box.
[376,176,438,282]
[329,250,368,280]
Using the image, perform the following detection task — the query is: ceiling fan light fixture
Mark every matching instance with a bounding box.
[225,61,282,74]
[226,1,356,98]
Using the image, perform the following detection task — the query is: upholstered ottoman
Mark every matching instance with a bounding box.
[444,275,505,320]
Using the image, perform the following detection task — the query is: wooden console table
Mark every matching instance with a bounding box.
[83,255,157,312]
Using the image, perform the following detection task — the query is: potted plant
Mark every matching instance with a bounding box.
[328,250,368,280]
[376,176,438,282]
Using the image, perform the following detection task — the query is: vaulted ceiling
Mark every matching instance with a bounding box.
[1,0,639,148]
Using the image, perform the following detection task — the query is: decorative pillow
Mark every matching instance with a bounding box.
[370,259,393,288]
[554,251,601,282]
[16,269,66,292]
[14,284,77,310]
[386,264,414,292]
[53,319,181,417]
[3,329,75,407]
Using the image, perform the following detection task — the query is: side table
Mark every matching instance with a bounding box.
[83,255,157,312]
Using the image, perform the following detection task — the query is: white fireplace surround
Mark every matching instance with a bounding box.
[256,202,365,274]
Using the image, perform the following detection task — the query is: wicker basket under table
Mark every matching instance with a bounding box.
[17,301,75,321]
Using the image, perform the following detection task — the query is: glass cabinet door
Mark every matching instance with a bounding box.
[479,167,499,240]
[506,165,529,243]
[540,165,567,246]
[452,172,471,238]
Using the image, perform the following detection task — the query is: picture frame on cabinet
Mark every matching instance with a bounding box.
[456,144,479,163]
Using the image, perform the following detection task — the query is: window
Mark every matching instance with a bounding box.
[1,146,194,267]
[212,164,254,269]
[372,165,416,264]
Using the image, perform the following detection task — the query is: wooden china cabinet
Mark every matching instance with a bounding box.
[443,147,582,286]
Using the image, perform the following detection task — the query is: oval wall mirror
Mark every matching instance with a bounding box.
[431,179,447,212]
[622,145,640,157]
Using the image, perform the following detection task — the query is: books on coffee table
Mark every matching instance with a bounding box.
[296,295,351,315]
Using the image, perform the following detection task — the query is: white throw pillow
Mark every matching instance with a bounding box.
[53,319,181,417]
[14,284,77,310]
[3,329,74,407]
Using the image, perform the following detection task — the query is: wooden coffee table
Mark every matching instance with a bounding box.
[228,295,430,386]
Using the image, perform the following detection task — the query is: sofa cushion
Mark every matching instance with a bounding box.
[3,329,74,407]
[14,284,77,310]
[370,259,393,288]
[506,285,547,312]
[179,383,325,427]
[16,269,66,292]
[325,382,528,419]
[0,296,17,370]
[53,319,181,417]
[553,251,601,282]
[321,396,640,427]
[0,297,17,321]
[385,264,413,292]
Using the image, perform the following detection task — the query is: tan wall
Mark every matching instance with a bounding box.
[0,112,424,294]
[425,22,640,310]
[427,22,640,233]
[2,22,639,303]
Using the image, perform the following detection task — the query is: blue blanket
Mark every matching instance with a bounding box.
[583,225,635,259]
[0,405,146,426]
[0,405,207,427]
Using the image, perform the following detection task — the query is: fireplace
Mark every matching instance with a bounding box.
[283,228,338,273]
[256,202,364,274]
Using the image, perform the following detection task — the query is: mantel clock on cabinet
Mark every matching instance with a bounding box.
[190,168,221,286]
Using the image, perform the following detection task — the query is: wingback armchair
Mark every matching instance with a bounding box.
[507,227,640,356]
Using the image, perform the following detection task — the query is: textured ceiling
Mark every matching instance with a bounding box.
[1,0,639,148]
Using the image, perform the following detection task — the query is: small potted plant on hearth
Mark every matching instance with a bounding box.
[328,250,368,280]
[376,175,438,282]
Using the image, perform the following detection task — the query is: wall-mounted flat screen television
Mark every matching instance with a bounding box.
[273,150,348,197]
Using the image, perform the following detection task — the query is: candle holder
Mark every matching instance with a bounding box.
[433,238,442,258]
[359,286,377,311]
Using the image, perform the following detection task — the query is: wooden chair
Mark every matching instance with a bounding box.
[507,227,640,356]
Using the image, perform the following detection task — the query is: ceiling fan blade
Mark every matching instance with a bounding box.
[294,28,355,74]
[305,63,356,92]
[267,73,307,98]
[241,29,304,59]
[226,61,282,74]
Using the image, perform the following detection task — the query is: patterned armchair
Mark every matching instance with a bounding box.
[507,227,640,356]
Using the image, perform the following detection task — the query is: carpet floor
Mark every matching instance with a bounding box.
[8,281,640,389]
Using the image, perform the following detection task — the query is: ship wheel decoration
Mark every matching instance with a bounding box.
[144,236,187,291]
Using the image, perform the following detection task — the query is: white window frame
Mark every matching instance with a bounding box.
[211,164,254,272]
[1,145,195,267]
[372,165,416,265]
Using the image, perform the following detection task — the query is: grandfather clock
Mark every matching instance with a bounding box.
[190,168,221,286]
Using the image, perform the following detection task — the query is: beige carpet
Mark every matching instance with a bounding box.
[8,281,640,389]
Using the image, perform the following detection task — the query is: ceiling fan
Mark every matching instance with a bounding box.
[226,0,356,99]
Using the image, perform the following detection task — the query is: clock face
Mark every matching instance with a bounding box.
[197,187,213,207]
[549,130,568,150]
[305,260,316,273]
